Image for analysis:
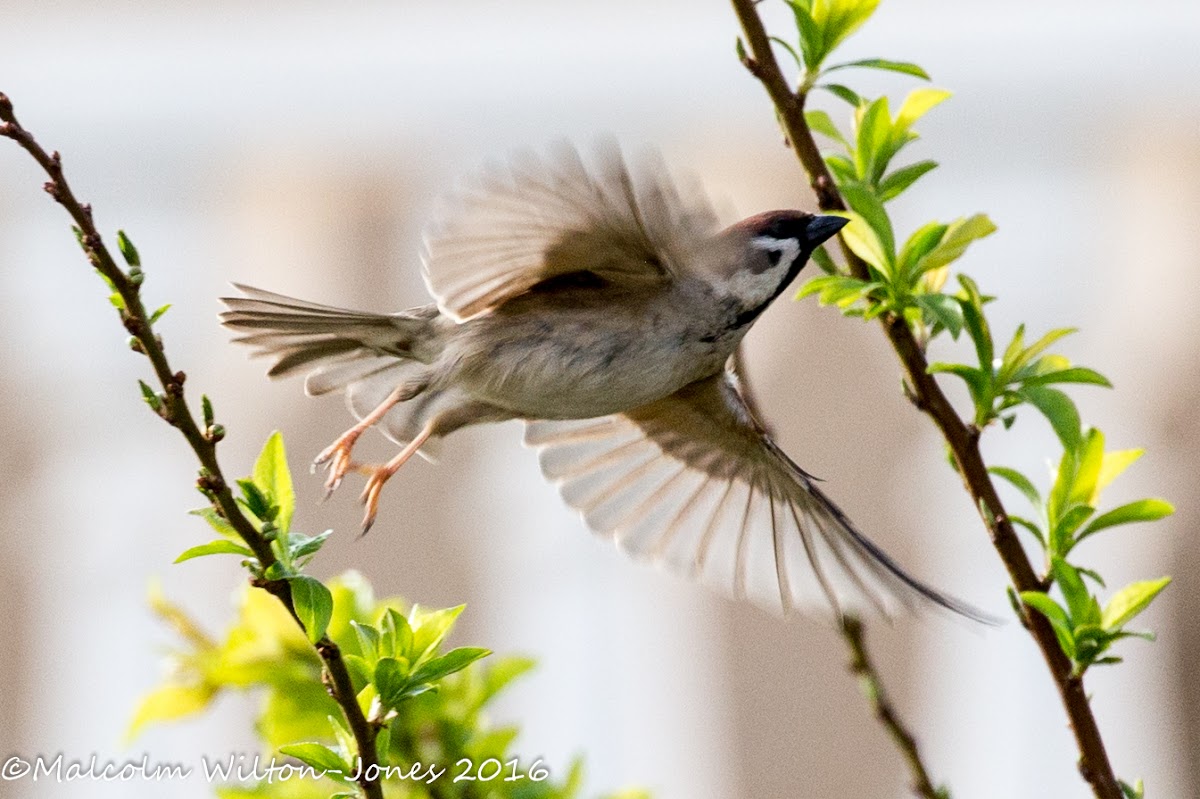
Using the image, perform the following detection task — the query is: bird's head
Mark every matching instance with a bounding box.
[710,210,848,324]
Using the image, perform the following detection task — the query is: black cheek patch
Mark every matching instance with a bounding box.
[747,249,780,275]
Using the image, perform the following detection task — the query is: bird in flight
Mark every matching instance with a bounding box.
[222,141,978,621]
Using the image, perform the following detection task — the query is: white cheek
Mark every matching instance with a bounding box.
[752,236,801,268]
[721,237,801,306]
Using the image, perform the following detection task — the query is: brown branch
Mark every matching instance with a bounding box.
[728,5,1123,798]
[0,92,383,799]
[842,616,944,799]
[732,328,940,795]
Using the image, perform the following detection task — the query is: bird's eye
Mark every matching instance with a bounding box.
[767,249,782,267]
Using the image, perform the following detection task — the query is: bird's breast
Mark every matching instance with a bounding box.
[446,292,738,419]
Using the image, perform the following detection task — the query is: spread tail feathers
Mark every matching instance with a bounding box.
[220,284,447,454]
[219,284,441,394]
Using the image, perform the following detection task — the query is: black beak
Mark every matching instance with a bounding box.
[804,215,849,247]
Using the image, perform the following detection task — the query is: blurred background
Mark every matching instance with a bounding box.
[1,1,1198,797]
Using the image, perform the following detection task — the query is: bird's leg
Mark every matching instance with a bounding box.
[313,385,407,496]
[358,421,435,534]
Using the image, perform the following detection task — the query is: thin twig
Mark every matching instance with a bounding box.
[842,616,943,799]
[730,315,940,794]
[0,92,383,799]
[728,4,1123,798]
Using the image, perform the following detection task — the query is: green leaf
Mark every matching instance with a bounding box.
[1073,622,1110,666]
[408,647,491,685]
[805,109,849,149]
[786,0,824,70]
[189,507,239,538]
[1020,591,1076,659]
[374,726,391,767]
[913,293,963,338]
[1022,326,1075,359]
[408,604,466,665]
[810,244,837,274]
[796,273,844,298]
[201,394,215,429]
[853,97,893,183]
[138,380,162,413]
[126,683,216,742]
[1009,515,1046,547]
[381,608,413,660]
[1020,385,1082,451]
[824,153,859,184]
[897,221,948,278]
[1102,577,1171,630]
[236,479,272,522]
[768,36,804,71]
[1002,326,1075,381]
[289,576,334,644]
[820,83,865,107]
[988,466,1042,510]
[895,87,953,131]
[1120,779,1146,799]
[1050,557,1097,627]
[1018,366,1112,388]
[373,656,411,708]
[278,743,351,780]
[1096,448,1143,493]
[956,275,993,371]
[840,183,894,261]
[822,58,930,80]
[830,211,890,276]
[342,654,372,691]
[796,275,877,312]
[351,621,381,667]
[175,539,254,564]
[914,214,996,276]
[927,362,989,409]
[253,431,295,533]
[1078,499,1175,541]
[262,561,289,581]
[879,159,938,202]
[288,530,332,563]
[117,229,141,267]
[997,323,1028,383]
[149,304,171,325]
[814,0,881,63]
[1076,566,1106,588]
[1070,428,1106,507]
[1054,503,1096,551]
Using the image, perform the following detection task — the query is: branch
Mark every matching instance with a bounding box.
[0,92,383,799]
[733,334,941,795]
[842,617,943,799]
[728,4,1122,798]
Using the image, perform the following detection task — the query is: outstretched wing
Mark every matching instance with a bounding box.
[422,140,720,321]
[525,373,983,620]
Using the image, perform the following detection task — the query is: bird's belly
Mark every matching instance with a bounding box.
[451,318,728,419]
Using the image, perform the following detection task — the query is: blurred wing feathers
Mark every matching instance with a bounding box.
[423,141,720,321]
[525,374,980,620]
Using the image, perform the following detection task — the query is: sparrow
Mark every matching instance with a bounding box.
[221,141,976,620]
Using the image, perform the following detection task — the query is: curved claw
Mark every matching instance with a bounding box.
[313,431,362,496]
[353,422,436,535]
[359,468,390,534]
